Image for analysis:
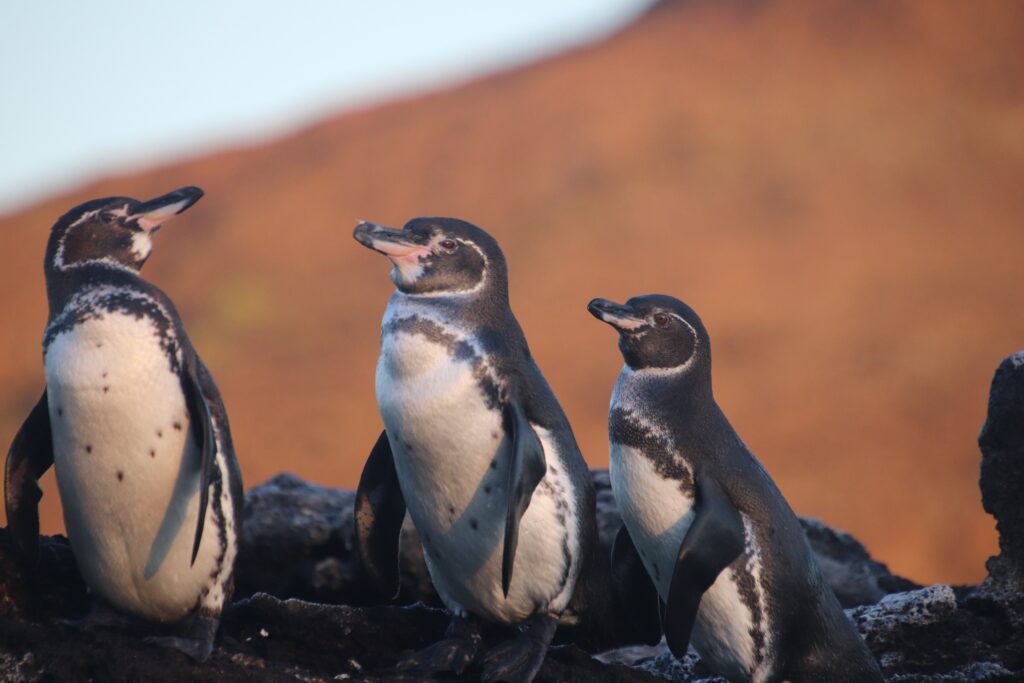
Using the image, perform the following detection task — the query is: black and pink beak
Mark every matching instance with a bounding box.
[587,298,646,331]
[353,220,431,265]
[129,186,204,232]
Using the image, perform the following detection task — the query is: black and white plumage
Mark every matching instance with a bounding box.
[4,187,242,661]
[352,218,602,683]
[588,295,882,683]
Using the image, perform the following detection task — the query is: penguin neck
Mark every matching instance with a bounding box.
[616,363,725,438]
[44,262,144,322]
[388,283,511,328]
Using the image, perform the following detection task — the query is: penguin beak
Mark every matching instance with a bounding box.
[587,298,646,331]
[353,220,430,264]
[130,186,204,233]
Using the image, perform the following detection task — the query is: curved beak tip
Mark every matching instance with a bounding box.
[132,186,204,231]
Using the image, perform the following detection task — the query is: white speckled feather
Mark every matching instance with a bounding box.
[377,300,579,624]
[45,309,233,623]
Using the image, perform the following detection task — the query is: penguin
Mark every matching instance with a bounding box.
[4,187,243,662]
[587,294,883,683]
[352,218,603,683]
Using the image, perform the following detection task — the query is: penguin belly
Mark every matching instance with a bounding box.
[611,441,768,682]
[44,311,228,623]
[377,325,579,624]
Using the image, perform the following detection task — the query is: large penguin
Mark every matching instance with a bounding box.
[588,294,882,683]
[4,187,242,661]
[352,217,603,683]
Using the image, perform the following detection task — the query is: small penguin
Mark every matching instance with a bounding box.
[588,294,882,683]
[4,187,242,661]
[352,218,602,683]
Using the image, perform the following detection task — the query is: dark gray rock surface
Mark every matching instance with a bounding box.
[979,351,1024,593]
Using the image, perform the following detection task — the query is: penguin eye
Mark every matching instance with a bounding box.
[439,239,458,252]
[652,313,670,327]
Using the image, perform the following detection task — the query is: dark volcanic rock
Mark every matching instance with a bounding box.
[800,517,919,607]
[979,351,1024,592]
[240,468,915,611]
[849,584,1024,681]
[236,473,436,607]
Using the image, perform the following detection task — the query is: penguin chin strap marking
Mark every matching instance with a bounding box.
[52,256,138,274]
[623,357,694,378]
[395,242,491,298]
[624,315,701,376]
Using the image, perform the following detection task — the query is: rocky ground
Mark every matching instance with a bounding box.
[2,352,1023,681]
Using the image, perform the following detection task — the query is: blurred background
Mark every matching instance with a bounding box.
[2,0,1022,586]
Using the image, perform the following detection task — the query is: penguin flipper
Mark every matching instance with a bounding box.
[663,475,745,659]
[4,390,54,568]
[501,400,546,597]
[181,353,216,567]
[610,524,662,646]
[355,430,406,599]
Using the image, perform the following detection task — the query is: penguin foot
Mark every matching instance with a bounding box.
[144,609,218,662]
[57,600,129,631]
[395,615,481,676]
[479,613,558,683]
[144,634,215,662]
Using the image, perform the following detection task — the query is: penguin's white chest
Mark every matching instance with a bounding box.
[44,312,224,622]
[376,321,578,624]
[610,442,695,596]
[610,409,765,682]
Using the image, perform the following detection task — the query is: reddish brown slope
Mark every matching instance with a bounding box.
[2,1,1022,584]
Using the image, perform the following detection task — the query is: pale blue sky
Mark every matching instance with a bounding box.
[0,1,649,214]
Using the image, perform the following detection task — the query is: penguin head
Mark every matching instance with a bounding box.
[588,294,710,374]
[353,217,505,297]
[45,186,204,273]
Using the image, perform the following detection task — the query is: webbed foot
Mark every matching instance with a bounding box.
[395,615,481,676]
[144,634,214,662]
[57,599,128,631]
[144,609,218,662]
[479,613,557,683]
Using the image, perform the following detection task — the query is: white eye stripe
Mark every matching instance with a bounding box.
[402,240,490,298]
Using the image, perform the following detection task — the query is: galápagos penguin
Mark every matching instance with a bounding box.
[352,217,604,683]
[4,187,242,661]
[588,294,882,683]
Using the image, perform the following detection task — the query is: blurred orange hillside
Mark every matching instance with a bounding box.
[2,0,1022,586]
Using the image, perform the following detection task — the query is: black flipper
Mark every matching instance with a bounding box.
[181,354,216,566]
[4,390,54,568]
[663,475,745,659]
[501,400,547,597]
[354,431,406,599]
[610,524,662,646]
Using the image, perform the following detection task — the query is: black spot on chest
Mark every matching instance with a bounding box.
[44,288,181,374]
[610,407,695,496]
[385,315,502,409]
